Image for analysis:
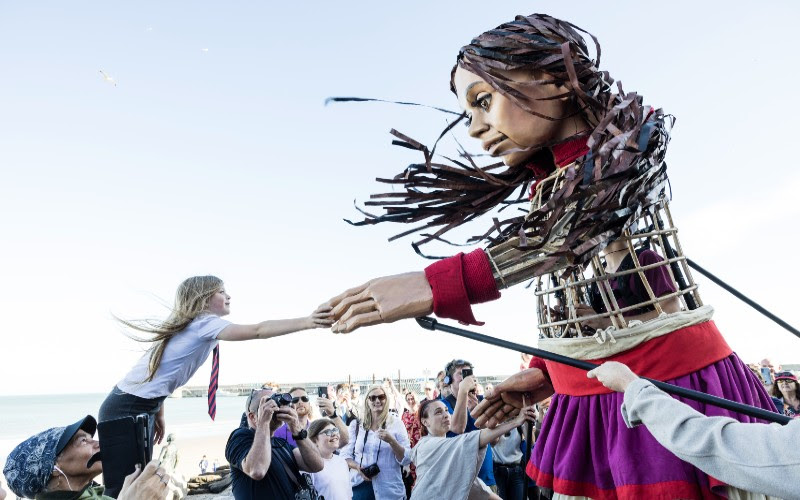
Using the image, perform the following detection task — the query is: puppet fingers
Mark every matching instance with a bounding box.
[331,289,370,320]
[327,282,370,310]
[473,398,505,428]
[338,299,377,325]
[332,311,383,333]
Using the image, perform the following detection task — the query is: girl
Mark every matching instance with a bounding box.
[308,418,353,500]
[99,275,330,496]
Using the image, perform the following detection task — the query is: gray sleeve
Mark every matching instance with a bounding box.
[621,379,800,499]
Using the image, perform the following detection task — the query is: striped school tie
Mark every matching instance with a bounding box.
[208,345,219,420]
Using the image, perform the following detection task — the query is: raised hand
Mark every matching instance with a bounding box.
[308,304,334,329]
[472,368,554,428]
[327,272,433,333]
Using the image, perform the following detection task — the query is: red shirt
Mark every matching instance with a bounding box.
[424,137,589,325]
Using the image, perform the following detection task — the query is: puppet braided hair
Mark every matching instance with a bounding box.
[348,13,669,274]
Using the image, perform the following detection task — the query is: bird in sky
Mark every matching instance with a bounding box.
[98,70,117,87]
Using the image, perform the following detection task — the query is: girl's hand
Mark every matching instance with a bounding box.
[308,305,333,329]
[327,272,433,333]
[154,412,166,445]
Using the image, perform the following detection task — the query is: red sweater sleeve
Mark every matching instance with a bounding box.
[528,356,551,384]
[424,249,500,325]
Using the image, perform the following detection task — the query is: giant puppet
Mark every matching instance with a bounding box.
[327,13,775,500]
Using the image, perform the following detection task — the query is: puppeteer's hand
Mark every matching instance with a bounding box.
[472,368,554,428]
[587,361,639,392]
[327,272,433,333]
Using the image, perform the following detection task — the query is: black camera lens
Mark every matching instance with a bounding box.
[270,393,293,407]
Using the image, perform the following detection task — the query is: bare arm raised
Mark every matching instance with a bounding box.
[219,305,332,341]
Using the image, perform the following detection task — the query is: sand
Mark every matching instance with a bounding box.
[154,430,234,498]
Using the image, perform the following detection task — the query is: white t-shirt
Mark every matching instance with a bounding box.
[117,314,231,398]
[310,454,352,500]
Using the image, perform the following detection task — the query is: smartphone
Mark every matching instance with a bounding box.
[318,386,328,398]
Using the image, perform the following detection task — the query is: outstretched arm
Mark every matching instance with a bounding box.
[218,305,332,341]
[479,405,536,447]
[471,367,554,428]
[588,361,800,500]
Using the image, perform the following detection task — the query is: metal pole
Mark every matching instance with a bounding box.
[416,317,790,425]
[688,258,800,339]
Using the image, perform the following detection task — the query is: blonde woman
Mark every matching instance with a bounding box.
[98,275,330,496]
[341,385,411,500]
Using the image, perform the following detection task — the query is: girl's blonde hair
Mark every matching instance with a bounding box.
[120,275,224,382]
[361,385,391,430]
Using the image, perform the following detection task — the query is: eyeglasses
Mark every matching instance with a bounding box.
[292,396,310,404]
[368,394,387,403]
[320,428,340,437]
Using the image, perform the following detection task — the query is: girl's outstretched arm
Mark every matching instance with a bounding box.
[217,305,332,341]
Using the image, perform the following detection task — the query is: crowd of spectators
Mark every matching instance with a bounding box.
[5,353,794,500]
[217,357,553,500]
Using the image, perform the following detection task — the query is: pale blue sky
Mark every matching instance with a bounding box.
[2,1,799,395]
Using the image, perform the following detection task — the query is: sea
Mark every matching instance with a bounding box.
[0,393,250,465]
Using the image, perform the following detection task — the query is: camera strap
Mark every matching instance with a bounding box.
[356,423,382,468]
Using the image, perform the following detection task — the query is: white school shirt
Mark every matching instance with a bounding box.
[117,314,231,398]
[309,453,353,500]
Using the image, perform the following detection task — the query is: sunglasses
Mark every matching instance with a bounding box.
[320,428,340,437]
[292,396,310,404]
[368,394,387,403]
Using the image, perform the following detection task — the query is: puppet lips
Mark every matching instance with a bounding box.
[483,135,507,154]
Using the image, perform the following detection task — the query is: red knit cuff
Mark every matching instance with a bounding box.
[424,253,482,326]
[463,249,501,304]
[528,356,551,384]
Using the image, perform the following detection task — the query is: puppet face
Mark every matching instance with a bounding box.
[453,66,579,168]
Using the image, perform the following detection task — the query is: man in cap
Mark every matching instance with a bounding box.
[3,415,171,499]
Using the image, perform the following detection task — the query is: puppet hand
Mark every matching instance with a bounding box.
[472,368,553,428]
[328,272,433,333]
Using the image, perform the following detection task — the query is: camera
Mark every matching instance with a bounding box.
[461,368,473,378]
[362,463,381,479]
[270,393,293,407]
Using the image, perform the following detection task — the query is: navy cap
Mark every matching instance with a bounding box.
[3,415,97,498]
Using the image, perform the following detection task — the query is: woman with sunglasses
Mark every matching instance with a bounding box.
[308,418,353,500]
[770,372,800,419]
[273,387,350,448]
[341,385,411,499]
